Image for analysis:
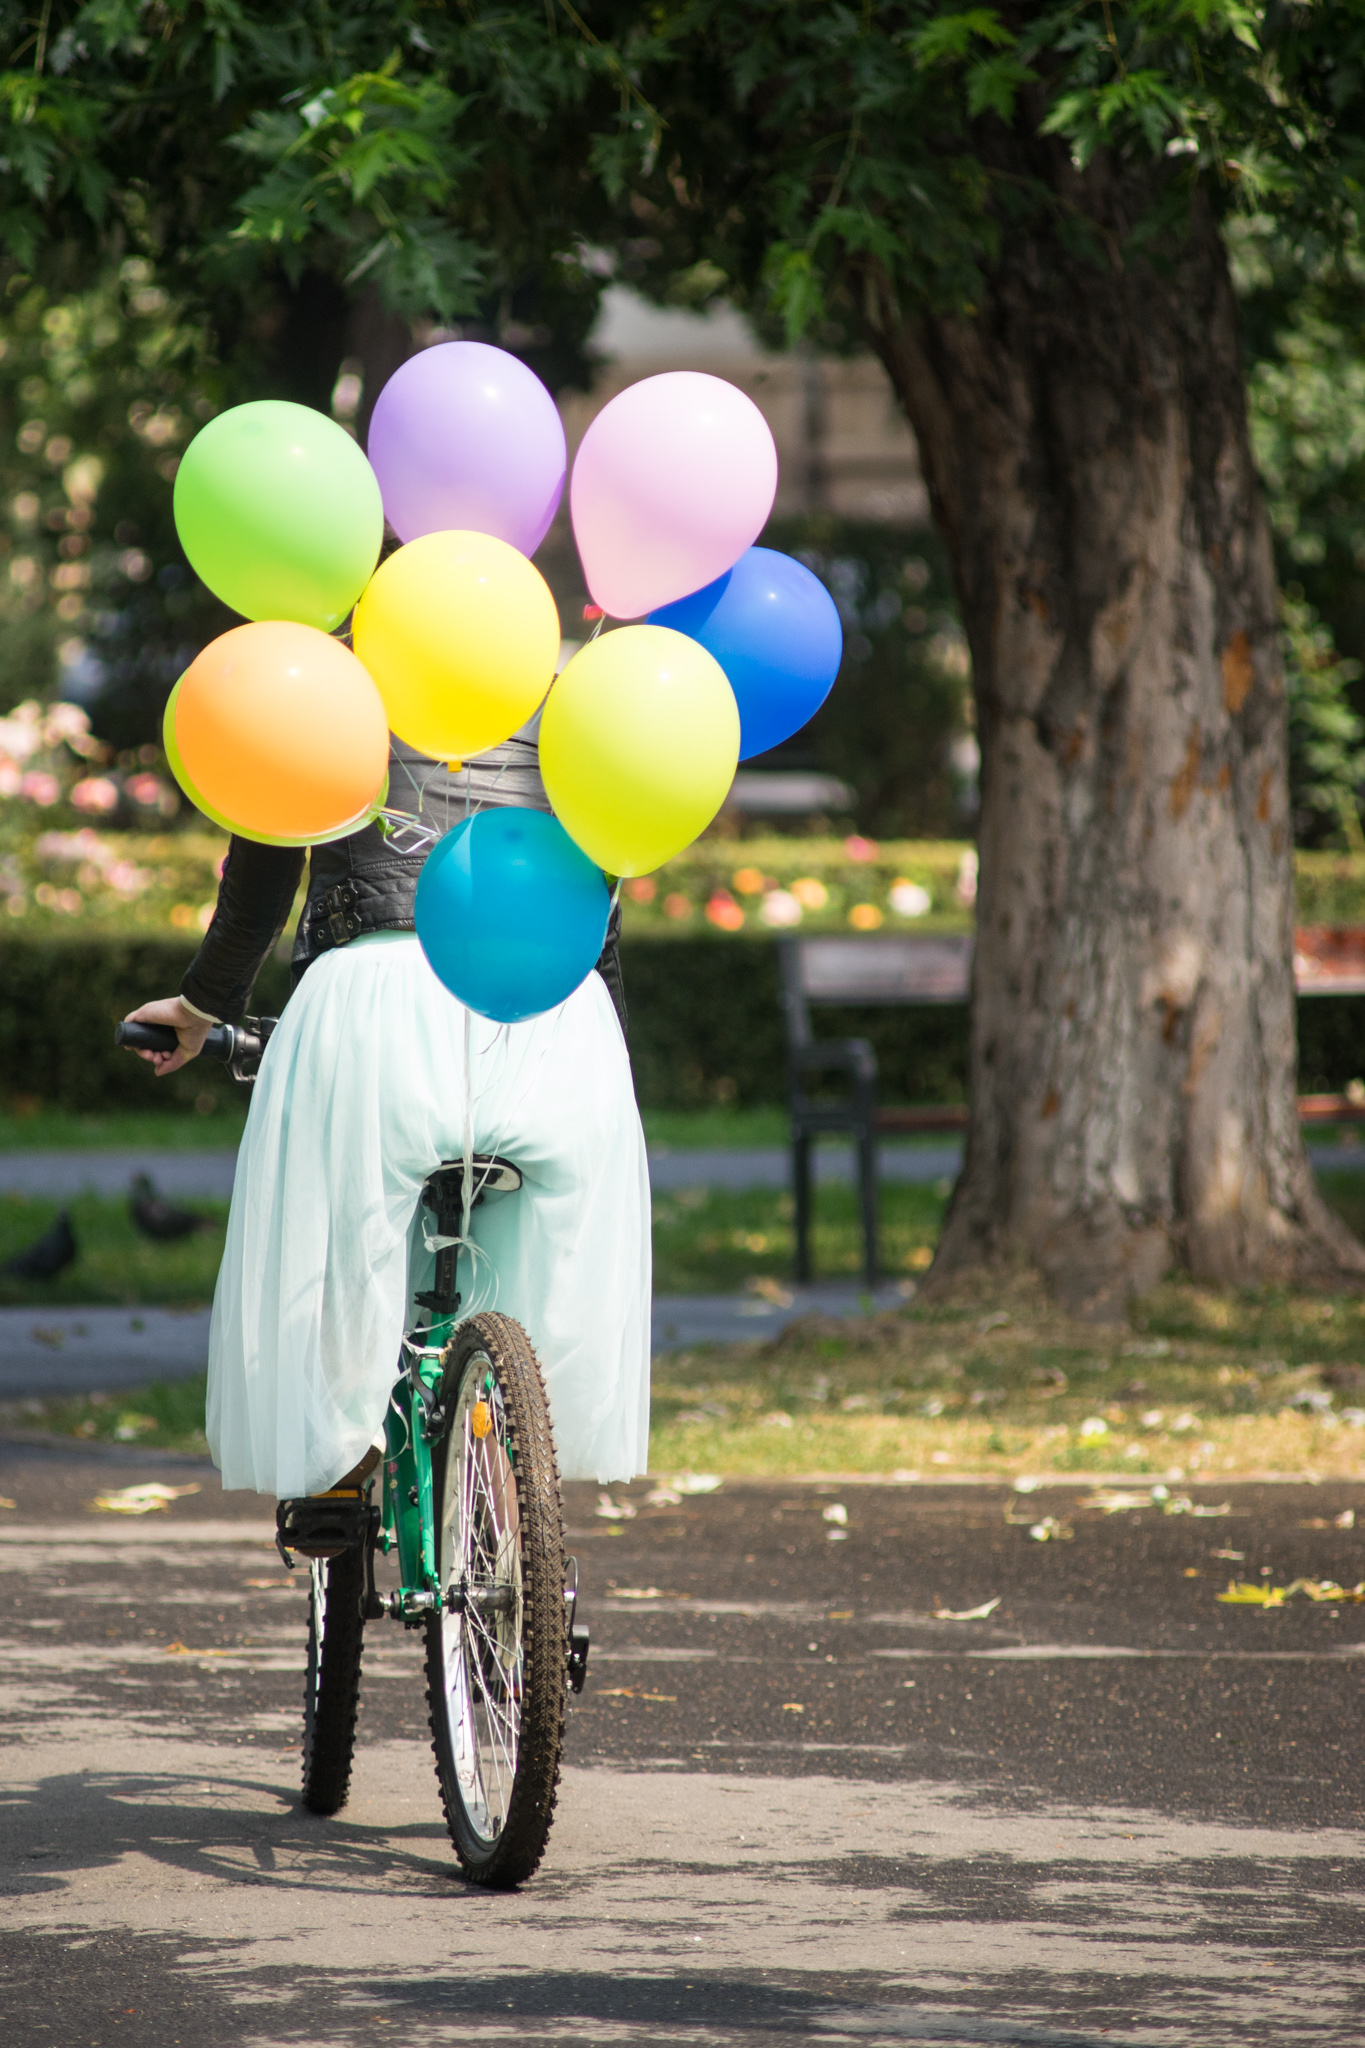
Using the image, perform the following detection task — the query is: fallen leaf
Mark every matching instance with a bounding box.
[1028,1518,1073,1543]
[0,1497,16,1510]
[595,1493,636,1521]
[92,1483,200,1516]
[670,1473,722,1495]
[644,1487,682,1507]
[1218,1577,1365,1607]
[822,1504,848,1526]
[781,1702,805,1712]
[934,1597,1002,1622]
[607,1587,665,1601]
[1210,1548,1245,1561]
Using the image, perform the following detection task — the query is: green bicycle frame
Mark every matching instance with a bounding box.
[378,1311,460,1614]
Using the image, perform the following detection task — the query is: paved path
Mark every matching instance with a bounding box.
[0,1141,965,1200]
[6,1137,1365,1201]
[3,1441,1364,2045]
[0,1283,914,1400]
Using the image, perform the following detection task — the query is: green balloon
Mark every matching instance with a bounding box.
[174,401,383,631]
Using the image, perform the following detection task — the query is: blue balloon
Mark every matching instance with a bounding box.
[415,808,609,1023]
[648,545,843,760]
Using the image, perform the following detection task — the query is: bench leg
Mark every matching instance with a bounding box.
[793,1134,813,1283]
[858,1132,878,1287]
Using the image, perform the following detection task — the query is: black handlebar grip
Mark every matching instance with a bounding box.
[115,1015,272,1074]
[114,1020,181,1054]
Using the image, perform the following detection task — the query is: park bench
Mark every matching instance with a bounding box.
[779,926,1365,1286]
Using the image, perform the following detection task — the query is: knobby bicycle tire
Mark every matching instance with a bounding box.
[301,1545,366,1815]
[425,1311,568,1887]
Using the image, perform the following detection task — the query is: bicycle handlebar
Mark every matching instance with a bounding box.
[114,1015,278,1083]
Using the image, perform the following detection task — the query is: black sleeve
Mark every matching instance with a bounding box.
[594,900,627,1038]
[180,837,306,1023]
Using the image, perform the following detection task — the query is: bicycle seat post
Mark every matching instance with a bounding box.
[414,1156,523,1326]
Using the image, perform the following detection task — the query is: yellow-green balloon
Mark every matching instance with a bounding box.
[540,626,739,876]
[174,401,383,631]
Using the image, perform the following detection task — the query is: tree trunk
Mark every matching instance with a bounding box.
[868,169,1364,1316]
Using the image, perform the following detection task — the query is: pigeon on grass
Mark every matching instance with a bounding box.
[128,1173,211,1242]
[2,1209,77,1280]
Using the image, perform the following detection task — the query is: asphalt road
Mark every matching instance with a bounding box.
[3,1440,1365,2046]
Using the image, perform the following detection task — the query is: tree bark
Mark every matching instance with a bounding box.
[867,164,1364,1315]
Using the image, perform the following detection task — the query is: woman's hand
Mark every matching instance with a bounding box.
[123,996,214,1078]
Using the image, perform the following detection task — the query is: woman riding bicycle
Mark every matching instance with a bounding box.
[125,723,651,1503]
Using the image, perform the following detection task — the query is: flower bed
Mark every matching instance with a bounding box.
[0,826,232,933]
[617,834,976,937]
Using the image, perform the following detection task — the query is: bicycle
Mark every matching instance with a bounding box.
[115,1013,590,1889]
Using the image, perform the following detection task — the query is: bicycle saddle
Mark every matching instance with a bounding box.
[421,1155,523,1221]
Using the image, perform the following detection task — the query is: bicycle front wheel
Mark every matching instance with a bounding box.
[425,1311,568,1888]
[301,1546,365,1815]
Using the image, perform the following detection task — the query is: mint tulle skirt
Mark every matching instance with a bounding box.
[206,932,651,1497]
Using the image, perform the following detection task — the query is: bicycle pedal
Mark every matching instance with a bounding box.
[568,1621,590,1694]
[276,1494,372,1563]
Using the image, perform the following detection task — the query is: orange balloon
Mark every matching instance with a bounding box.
[174,622,389,841]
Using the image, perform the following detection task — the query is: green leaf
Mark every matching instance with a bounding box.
[912,11,1014,68]
[966,54,1035,123]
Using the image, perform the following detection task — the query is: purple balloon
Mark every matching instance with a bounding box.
[366,341,566,556]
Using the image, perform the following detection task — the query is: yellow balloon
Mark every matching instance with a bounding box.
[540,625,739,875]
[352,529,560,759]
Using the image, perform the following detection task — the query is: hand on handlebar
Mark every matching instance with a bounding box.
[123,997,213,1078]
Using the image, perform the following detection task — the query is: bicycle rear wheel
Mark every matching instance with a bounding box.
[301,1546,365,1814]
[425,1311,568,1887]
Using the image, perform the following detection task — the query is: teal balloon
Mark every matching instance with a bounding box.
[415,809,610,1024]
[174,401,383,631]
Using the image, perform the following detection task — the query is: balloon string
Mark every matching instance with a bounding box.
[588,613,606,642]
[460,1007,475,1254]
[611,876,623,909]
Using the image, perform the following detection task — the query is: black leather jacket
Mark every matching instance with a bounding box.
[180,736,626,1034]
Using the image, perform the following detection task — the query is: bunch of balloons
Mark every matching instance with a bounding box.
[164,342,844,1021]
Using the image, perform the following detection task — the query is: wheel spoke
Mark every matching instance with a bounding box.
[436,1352,526,1843]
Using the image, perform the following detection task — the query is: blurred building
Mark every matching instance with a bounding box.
[559,289,929,527]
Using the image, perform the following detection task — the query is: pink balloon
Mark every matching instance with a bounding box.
[367,341,566,555]
[570,372,778,618]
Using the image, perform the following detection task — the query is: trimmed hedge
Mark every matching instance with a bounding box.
[5,931,1363,1115]
[0,936,293,1115]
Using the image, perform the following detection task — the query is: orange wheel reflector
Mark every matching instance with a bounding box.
[471,1401,493,1439]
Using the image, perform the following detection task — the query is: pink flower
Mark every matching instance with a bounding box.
[107,862,149,897]
[843,834,878,863]
[125,773,164,807]
[20,772,60,807]
[71,777,120,815]
[0,760,20,798]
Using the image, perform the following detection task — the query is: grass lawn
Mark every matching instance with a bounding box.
[0,1103,786,1152]
[651,1179,949,1291]
[0,1176,948,1309]
[0,1191,227,1307]
[0,1107,249,1151]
